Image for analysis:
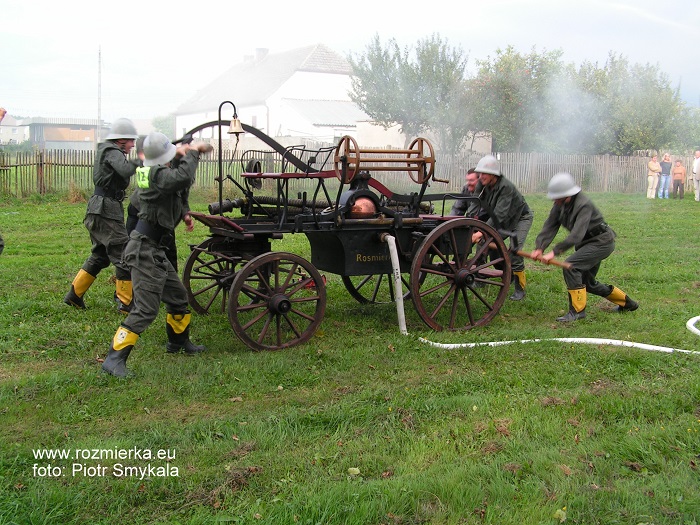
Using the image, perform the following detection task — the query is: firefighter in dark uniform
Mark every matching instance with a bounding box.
[102,132,212,377]
[472,155,533,300]
[64,118,140,312]
[531,172,638,322]
[126,135,190,271]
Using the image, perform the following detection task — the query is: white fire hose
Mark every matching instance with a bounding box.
[686,315,700,337]
[380,234,408,335]
[419,315,700,354]
[419,336,700,355]
[379,234,699,354]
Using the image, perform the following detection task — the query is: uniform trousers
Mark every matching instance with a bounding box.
[562,233,615,296]
[508,211,534,273]
[81,214,130,280]
[120,231,189,335]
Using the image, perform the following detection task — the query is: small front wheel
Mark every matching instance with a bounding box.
[228,252,327,351]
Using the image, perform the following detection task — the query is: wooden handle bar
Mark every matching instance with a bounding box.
[354,148,426,155]
[516,250,572,270]
[487,241,572,270]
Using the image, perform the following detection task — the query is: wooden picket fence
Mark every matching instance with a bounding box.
[0,148,694,198]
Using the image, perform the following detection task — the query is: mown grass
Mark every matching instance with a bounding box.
[0,191,699,524]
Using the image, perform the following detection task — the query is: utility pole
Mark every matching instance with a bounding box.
[97,46,102,146]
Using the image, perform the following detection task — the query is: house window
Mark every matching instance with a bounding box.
[12,128,17,134]
[251,116,257,128]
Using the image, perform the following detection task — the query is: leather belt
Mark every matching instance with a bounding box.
[94,186,125,201]
[584,222,609,240]
[135,220,173,246]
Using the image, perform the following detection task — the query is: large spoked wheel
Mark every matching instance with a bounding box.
[183,237,249,315]
[410,218,511,331]
[228,252,327,351]
[342,273,411,304]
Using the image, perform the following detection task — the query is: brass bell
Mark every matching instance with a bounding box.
[228,117,244,135]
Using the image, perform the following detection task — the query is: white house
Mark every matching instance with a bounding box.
[0,114,29,145]
[174,44,368,144]
[173,43,492,154]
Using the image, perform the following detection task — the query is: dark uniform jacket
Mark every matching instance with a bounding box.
[135,150,200,232]
[450,184,477,216]
[477,177,530,231]
[86,142,140,221]
[534,192,613,256]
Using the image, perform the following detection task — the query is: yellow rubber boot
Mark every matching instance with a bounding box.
[557,287,586,322]
[64,269,96,309]
[102,326,138,377]
[606,286,638,312]
[115,280,133,314]
[509,270,526,301]
[166,313,206,355]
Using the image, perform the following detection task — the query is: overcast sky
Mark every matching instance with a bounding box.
[2,0,698,123]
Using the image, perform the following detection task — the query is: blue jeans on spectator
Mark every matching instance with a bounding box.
[657,175,670,198]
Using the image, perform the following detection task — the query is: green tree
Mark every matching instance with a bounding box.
[565,59,617,154]
[349,35,689,156]
[610,63,683,155]
[568,53,685,155]
[470,45,566,152]
[670,106,700,153]
[348,33,471,153]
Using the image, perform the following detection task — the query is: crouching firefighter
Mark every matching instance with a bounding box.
[102,132,212,377]
[530,173,638,322]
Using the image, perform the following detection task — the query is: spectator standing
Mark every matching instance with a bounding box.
[646,154,661,199]
[693,150,700,201]
[657,153,672,199]
[671,160,686,199]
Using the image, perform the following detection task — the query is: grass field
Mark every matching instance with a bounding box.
[0,191,699,524]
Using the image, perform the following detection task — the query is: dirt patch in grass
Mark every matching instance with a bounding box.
[226,441,257,459]
[187,465,263,509]
[540,396,566,406]
[589,378,614,395]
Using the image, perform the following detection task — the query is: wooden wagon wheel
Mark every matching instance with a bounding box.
[409,218,511,331]
[183,237,243,314]
[228,252,327,351]
[333,135,360,184]
[407,137,435,184]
